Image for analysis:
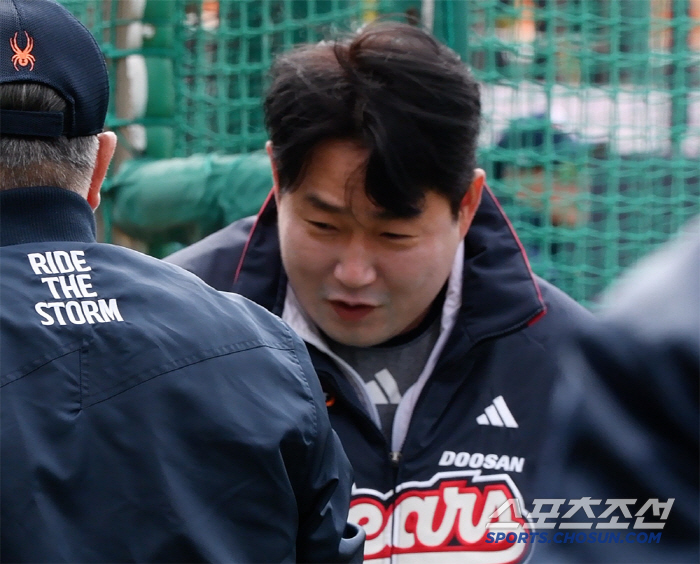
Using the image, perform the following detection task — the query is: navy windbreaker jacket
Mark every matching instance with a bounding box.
[0,186,364,563]
[168,187,594,563]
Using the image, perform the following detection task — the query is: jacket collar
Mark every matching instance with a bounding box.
[233,186,546,346]
[0,186,97,247]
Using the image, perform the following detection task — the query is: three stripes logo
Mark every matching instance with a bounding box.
[365,368,402,405]
[476,395,519,428]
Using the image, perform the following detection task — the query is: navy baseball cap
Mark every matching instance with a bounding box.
[0,0,108,138]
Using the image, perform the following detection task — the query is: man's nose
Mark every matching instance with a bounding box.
[333,239,377,289]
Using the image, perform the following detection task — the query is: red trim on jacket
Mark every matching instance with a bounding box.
[234,188,275,285]
[485,185,548,322]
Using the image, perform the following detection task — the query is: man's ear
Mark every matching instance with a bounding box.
[87,131,117,211]
[266,141,281,205]
[458,168,485,238]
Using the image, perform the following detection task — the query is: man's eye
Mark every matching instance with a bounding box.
[308,220,337,231]
[381,232,411,240]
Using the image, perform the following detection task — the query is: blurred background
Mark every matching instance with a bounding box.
[59,0,700,307]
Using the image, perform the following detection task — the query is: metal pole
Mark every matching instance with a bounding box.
[421,0,435,32]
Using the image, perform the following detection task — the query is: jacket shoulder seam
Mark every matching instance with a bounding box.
[1,339,85,388]
[83,339,295,408]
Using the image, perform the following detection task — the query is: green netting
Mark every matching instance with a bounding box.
[60,0,699,306]
[58,0,144,130]
[171,0,364,155]
[458,0,700,305]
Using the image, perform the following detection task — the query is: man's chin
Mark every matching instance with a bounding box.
[321,325,392,348]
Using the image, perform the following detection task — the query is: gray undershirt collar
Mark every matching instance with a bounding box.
[326,315,442,442]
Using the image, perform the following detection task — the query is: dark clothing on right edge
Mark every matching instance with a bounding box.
[536,217,700,564]
[1,186,364,563]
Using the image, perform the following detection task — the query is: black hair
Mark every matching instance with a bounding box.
[264,22,481,218]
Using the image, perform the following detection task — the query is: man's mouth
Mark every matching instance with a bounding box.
[328,300,377,322]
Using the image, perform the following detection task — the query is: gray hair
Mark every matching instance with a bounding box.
[0,83,99,194]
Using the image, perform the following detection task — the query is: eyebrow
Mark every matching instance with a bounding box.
[303,192,414,221]
[304,193,347,215]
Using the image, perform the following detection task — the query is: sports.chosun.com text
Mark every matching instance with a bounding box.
[486,531,662,544]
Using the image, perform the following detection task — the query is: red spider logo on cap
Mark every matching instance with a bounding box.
[10,31,35,71]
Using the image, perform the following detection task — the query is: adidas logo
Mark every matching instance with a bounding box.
[476,395,519,428]
[365,368,403,405]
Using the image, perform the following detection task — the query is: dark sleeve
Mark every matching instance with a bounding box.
[165,216,255,291]
[288,332,366,563]
[535,321,699,563]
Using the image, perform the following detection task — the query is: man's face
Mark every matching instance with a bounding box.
[273,139,482,347]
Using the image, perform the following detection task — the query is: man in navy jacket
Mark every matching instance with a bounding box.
[0,1,363,561]
[169,22,592,563]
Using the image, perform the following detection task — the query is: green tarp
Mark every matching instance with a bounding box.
[106,151,272,256]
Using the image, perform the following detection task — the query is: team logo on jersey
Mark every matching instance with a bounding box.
[10,31,35,71]
[350,470,533,562]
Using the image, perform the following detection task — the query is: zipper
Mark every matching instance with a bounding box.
[389,450,402,564]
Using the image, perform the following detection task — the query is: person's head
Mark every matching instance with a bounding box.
[0,0,116,208]
[265,22,485,346]
[493,115,588,226]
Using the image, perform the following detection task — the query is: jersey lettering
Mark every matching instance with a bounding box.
[350,471,532,562]
[34,299,122,326]
[28,251,123,326]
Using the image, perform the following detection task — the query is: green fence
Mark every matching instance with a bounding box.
[456,0,700,304]
[172,0,365,155]
[58,0,147,130]
[61,0,699,306]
